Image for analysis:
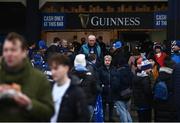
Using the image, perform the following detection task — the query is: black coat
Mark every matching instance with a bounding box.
[112,65,133,101]
[80,74,100,105]
[112,48,127,67]
[51,79,90,122]
[71,68,100,105]
[173,63,180,121]
[98,65,118,102]
[132,73,152,108]
[154,67,177,122]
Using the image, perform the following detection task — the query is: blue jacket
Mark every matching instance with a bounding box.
[171,53,180,64]
[173,63,180,121]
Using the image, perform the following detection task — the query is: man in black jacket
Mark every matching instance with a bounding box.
[48,54,90,122]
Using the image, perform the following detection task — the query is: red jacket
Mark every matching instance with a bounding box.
[154,52,167,67]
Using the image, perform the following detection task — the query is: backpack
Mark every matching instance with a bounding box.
[154,81,168,101]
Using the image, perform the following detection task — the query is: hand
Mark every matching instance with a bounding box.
[13,92,32,109]
[0,84,12,93]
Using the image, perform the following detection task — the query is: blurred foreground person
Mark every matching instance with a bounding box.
[153,57,177,121]
[171,40,180,64]
[173,63,180,121]
[49,54,89,122]
[132,57,153,122]
[0,32,54,121]
[98,55,118,121]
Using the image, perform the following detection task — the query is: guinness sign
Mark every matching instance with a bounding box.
[42,12,167,30]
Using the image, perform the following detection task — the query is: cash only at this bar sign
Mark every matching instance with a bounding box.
[42,13,65,30]
[42,12,167,30]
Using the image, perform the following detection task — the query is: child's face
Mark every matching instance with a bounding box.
[104,58,111,66]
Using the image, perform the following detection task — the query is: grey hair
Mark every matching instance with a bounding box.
[104,55,112,61]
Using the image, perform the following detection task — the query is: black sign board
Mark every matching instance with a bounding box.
[42,12,167,30]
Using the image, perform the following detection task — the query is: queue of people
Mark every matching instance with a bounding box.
[0,32,180,122]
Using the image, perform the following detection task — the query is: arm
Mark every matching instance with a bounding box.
[27,76,54,121]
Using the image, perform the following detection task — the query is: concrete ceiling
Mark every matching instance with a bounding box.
[40,0,168,8]
[0,0,168,8]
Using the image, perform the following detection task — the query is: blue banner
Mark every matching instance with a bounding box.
[93,95,104,123]
[154,12,167,29]
[42,13,65,30]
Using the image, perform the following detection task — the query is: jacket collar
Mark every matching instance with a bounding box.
[0,58,31,84]
[159,67,173,74]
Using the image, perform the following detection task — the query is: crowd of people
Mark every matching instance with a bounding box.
[0,32,179,122]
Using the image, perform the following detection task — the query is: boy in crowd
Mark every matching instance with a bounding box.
[98,55,118,121]
[49,54,89,122]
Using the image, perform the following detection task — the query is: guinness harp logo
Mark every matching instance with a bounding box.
[79,14,89,28]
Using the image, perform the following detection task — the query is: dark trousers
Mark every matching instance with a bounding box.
[103,101,114,122]
[137,109,152,122]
